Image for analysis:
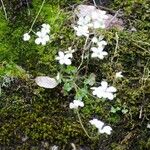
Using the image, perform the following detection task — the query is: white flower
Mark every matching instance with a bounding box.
[41,23,50,34]
[91,81,117,100]
[73,25,89,37]
[89,118,112,135]
[115,72,123,78]
[91,47,108,59]
[69,100,84,109]
[56,51,72,65]
[35,31,50,45]
[91,39,107,59]
[23,33,30,41]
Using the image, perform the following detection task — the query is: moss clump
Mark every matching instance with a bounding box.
[111,0,150,30]
[0,79,96,149]
[0,0,77,77]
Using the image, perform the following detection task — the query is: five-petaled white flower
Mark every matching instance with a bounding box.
[73,25,89,37]
[41,23,50,34]
[115,72,123,78]
[91,47,108,59]
[35,31,50,45]
[91,81,117,100]
[69,100,84,109]
[89,118,112,135]
[56,51,72,65]
[23,33,30,41]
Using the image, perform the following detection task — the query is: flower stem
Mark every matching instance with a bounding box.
[76,109,98,140]
[26,0,31,16]
[111,32,119,64]
[77,36,89,70]
[92,0,97,7]
[29,0,46,33]
[0,0,8,20]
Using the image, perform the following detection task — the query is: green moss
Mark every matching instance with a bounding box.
[0,1,75,77]
[111,0,150,31]
[0,79,93,148]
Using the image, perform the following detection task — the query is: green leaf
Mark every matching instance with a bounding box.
[63,82,74,92]
[84,73,96,86]
[111,106,121,113]
[116,107,121,111]
[122,109,128,114]
[110,106,117,113]
[64,66,77,74]
[75,87,88,100]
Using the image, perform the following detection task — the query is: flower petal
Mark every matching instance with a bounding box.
[44,35,50,41]
[65,53,73,58]
[91,47,98,52]
[91,52,98,58]
[92,37,98,43]
[74,100,84,107]
[106,92,114,100]
[102,51,108,56]
[35,38,41,44]
[101,126,112,135]
[41,40,47,45]
[59,59,65,65]
[97,54,104,59]
[89,119,104,129]
[101,81,108,89]
[69,102,76,109]
[58,51,65,58]
[36,31,42,37]
[65,59,71,65]
[106,86,117,93]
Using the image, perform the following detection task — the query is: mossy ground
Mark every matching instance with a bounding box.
[0,0,150,149]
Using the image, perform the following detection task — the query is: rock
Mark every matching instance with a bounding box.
[35,76,58,89]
